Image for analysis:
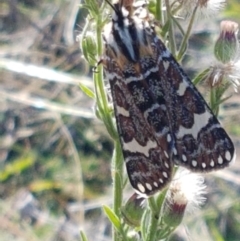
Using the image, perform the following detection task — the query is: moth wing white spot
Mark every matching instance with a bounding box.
[137,183,145,193]
[210,159,215,167]
[218,156,223,164]
[163,172,168,178]
[192,160,197,167]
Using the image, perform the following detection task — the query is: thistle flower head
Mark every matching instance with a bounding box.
[204,21,240,91]
[162,169,206,228]
[214,21,239,63]
[122,193,146,227]
[206,61,240,92]
[174,0,226,18]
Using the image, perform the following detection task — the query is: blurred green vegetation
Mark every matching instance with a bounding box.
[0,0,240,241]
[225,0,240,20]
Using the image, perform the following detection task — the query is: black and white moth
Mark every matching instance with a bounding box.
[101,0,235,196]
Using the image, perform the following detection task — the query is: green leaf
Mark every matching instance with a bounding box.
[218,94,232,106]
[81,34,97,66]
[103,205,121,232]
[141,209,150,241]
[192,68,210,86]
[161,19,171,38]
[79,83,95,99]
[80,0,100,18]
[156,189,167,208]
[80,230,89,241]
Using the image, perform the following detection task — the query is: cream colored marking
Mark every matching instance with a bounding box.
[137,183,146,193]
[143,66,159,79]
[202,162,206,168]
[173,147,177,155]
[146,183,152,191]
[106,72,123,81]
[124,65,160,84]
[153,182,158,187]
[218,156,223,164]
[116,106,130,117]
[177,111,212,139]
[164,151,169,159]
[167,134,172,142]
[192,160,197,167]
[159,178,163,183]
[164,161,169,169]
[163,172,168,178]
[143,103,159,118]
[210,159,215,167]
[177,81,188,96]
[182,154,187,162]
[123,139,157,157]
[163,61,170,70]
[225,151,231,161]
[125,75,142,83]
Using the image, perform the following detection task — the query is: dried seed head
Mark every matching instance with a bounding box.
[205,61,240,92]
[174,0,226,18]
[162,169,206,228]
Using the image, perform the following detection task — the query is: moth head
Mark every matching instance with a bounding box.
[103,0,153,62]
[105,0,133,22]
[132,0,149,20]
[105,0,149,23]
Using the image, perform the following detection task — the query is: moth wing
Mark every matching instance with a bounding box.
[105,58,173,196]
[153,37,235,171]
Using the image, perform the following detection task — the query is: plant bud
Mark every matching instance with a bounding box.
[81,33,97,66]
[121,193,146,227]
[214,20,239,63]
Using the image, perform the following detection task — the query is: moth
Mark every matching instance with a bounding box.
[100,0,235,196]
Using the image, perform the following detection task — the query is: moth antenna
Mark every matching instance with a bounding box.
[105,0,117,12]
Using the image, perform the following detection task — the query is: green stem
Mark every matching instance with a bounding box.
[171,16,185,38]
[112,140,124,241]
[156,0,162,22]
[94,11,117,140]
[177,4,198,61]
[94,3,124,240]
[95,18,107,114]
[210,87,219,116]
[93,4,123,240]
[165,0,176,56]
[171,1,184,16]
[146,197,159,241]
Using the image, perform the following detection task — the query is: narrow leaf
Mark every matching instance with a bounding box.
[79,83,95,99]
[103,205,121,231]
[80,230,89,241]
[192,68,210,86]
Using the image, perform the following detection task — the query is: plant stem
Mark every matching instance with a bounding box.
[156,0,162,22]
[112,140,124,241]
[177,4,198,61]
[95,18,108,115]
[165,0,176,56]
[146,197,159,241]
[94,8,117,140]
